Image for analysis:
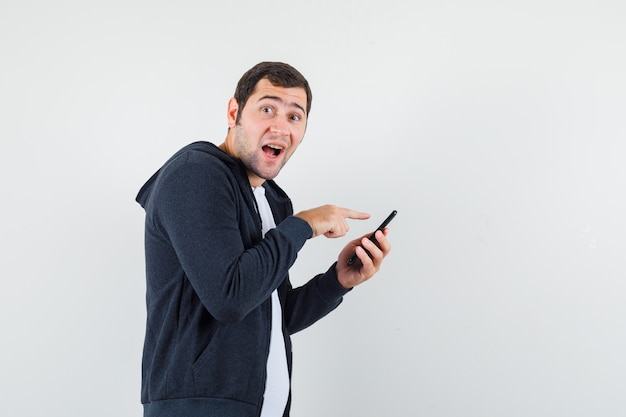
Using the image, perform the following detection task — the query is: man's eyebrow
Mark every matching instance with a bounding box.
[258,95,306,115]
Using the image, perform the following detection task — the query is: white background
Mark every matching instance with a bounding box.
[1,1,625,416]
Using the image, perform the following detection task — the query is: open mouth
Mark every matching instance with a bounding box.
[262,144,283,158]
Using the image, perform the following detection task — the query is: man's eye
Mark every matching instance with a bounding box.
[261,106,273,114]
[290,114,301,121]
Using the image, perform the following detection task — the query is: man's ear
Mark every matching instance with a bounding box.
[227,97,239,128]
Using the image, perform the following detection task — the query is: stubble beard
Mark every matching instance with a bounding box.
[234,124,285,181]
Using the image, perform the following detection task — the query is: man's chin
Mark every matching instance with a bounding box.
[259,162,285,180]
[250,168,280,183]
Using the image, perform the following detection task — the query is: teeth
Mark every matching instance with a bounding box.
[267,144,283,150]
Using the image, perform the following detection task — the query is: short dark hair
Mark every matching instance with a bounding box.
[233,62,312,123]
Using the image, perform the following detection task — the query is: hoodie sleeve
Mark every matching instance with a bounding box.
[144,150,312,323]
[282,262,352,335]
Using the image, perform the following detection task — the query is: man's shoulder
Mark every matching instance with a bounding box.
[175,141,223,162]
[162,141,234,171]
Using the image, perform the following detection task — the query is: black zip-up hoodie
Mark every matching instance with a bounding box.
[136,141,350,417]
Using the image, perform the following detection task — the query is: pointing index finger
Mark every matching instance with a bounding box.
[342,208,370,221]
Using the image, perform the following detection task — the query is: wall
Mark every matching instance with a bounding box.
[1,1,625,416]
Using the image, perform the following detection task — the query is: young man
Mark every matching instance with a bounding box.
[136,61,391,417]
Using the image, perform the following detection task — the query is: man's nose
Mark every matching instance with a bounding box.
[269,117,289,136]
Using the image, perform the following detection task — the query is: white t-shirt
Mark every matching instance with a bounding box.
[253,186,290,416]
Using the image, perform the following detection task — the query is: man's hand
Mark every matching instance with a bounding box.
[336,229,391,289]
[295,205,370,238]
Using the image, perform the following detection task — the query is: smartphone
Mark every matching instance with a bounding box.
[347,210,397,265]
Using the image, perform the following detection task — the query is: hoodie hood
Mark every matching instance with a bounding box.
[135,141,247,209]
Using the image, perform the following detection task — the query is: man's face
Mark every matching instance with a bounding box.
[228,78,308,186]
